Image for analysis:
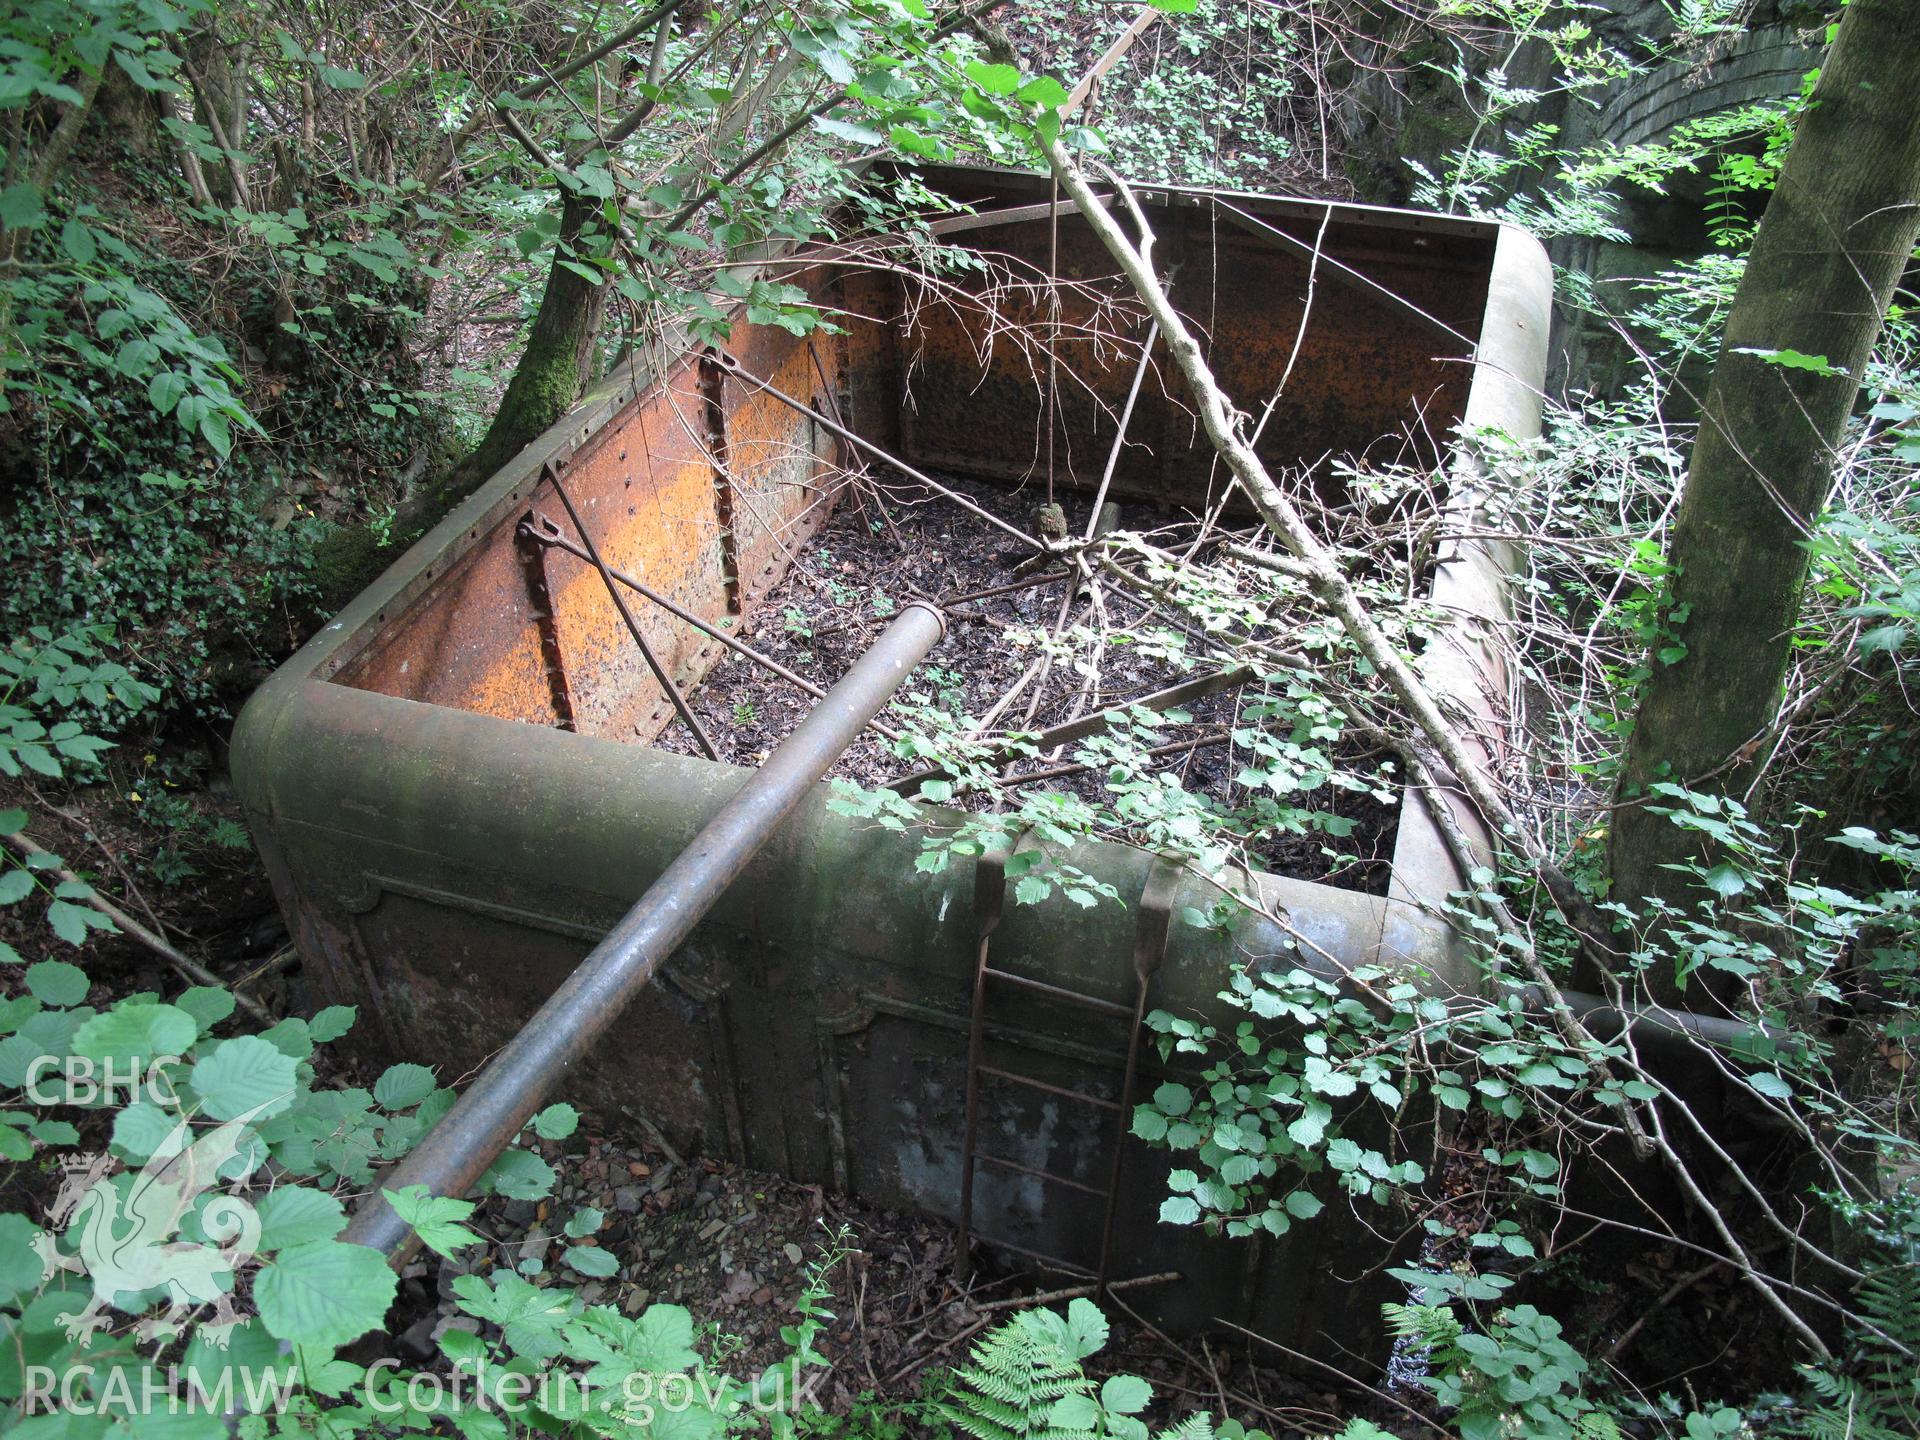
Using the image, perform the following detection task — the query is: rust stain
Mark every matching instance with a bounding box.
[335,195,1492,735]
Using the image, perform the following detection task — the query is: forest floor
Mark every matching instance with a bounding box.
[653,468,1401,893]
[411,1126,1361,1434]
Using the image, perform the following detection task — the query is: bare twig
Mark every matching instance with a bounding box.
[1,830,276,1027]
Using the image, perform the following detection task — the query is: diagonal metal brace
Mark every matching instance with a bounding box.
[542,462,720,759]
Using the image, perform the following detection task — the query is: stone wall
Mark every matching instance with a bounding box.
[1334,3,1828,395]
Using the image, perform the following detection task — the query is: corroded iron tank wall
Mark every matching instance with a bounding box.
[232,168,1552,1348]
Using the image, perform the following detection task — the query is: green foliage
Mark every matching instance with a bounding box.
[1406,0,1808,254]
[942,1299,1241,1440]
[0,625,153,781]
[1793,1256,1920,1439]
[1385,1300,1623,1439]
[1082,0,1298,188]
[122,767,253,887]
[1,181,444,716]
[0,627,155,960]
[0,939,891,1437]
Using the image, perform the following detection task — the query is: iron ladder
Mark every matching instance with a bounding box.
[955,840,1183,1289]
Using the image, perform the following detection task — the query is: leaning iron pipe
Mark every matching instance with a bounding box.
[343,600,947,1261]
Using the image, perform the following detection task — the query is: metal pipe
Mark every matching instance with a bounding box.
[1549,986,1802,1058]
[342,600,947,1261]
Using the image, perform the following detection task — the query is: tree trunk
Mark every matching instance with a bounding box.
[310,193,608,609]
[186,18,244,205]
[1609,0,1920,957]
[451,193,608,490]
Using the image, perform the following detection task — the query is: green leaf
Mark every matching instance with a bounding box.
[1732,346,1847,377]
[307,1005,356,1043]
[373,1062,437,1110]
[1013,874,1049,905]
[0,1034,43,1088]
[200,410,232,458]
[255,1240,396,1349]
[530,1102,578,1140]
[319,66,368,90]
[257,1186,348,1250]
[112,1100,182,1160]
[564,1245,618,1277]
[812,115,885,146]
[1746,1071,1793,1100]
[1159,1194,1201,1225]
[1697,862,1747,899]
[1149,0,1200,11]
[1219,1154,1260,1186]
[191,1035,300,1121]
[1049,1395,1100,1430]
[964,61,1021,95]
[24,960,88,1007]
[60,220,97,265]
[385,1185,482,1257]
[1284,1189,1324,1219]
[565,1207,604,1239]
[482,1147,556,1200]
[1100,1374,1152,1415]
[72,1002,197,1068]
[1017,76,1069,108]
[1059,1297,1108,1359]
[148,370,189,416]
[114,50,167,91]
[0,869,33,905]
[47,899,95,946]
[183,1320,295,1416]
[1152,1081,1193,1117]
[176,985,237,1032]
[1287,1101,1330,1148]
[0,183,47,229]
[888,124,940,158]
[0,1214,44,1304]
[259,1017,314,1059]
[1325,1137,1365,1172]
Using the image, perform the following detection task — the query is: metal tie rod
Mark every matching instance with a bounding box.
[342,600,948,1262]
[521,513,904,744]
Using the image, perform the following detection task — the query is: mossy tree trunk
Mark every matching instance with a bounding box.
[450,191,609,491]
[1608,0,1920,988]
[310,192,607,608]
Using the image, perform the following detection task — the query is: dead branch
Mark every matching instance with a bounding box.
[1039,135,1848,1358]
[1,829,277,1028]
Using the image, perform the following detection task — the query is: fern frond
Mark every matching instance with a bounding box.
[1153,1415,1214,1440]
[944,1308,1097,1440]
[1381,1302,1461,1349]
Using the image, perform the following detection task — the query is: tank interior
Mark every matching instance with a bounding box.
[327,168,1497,885]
